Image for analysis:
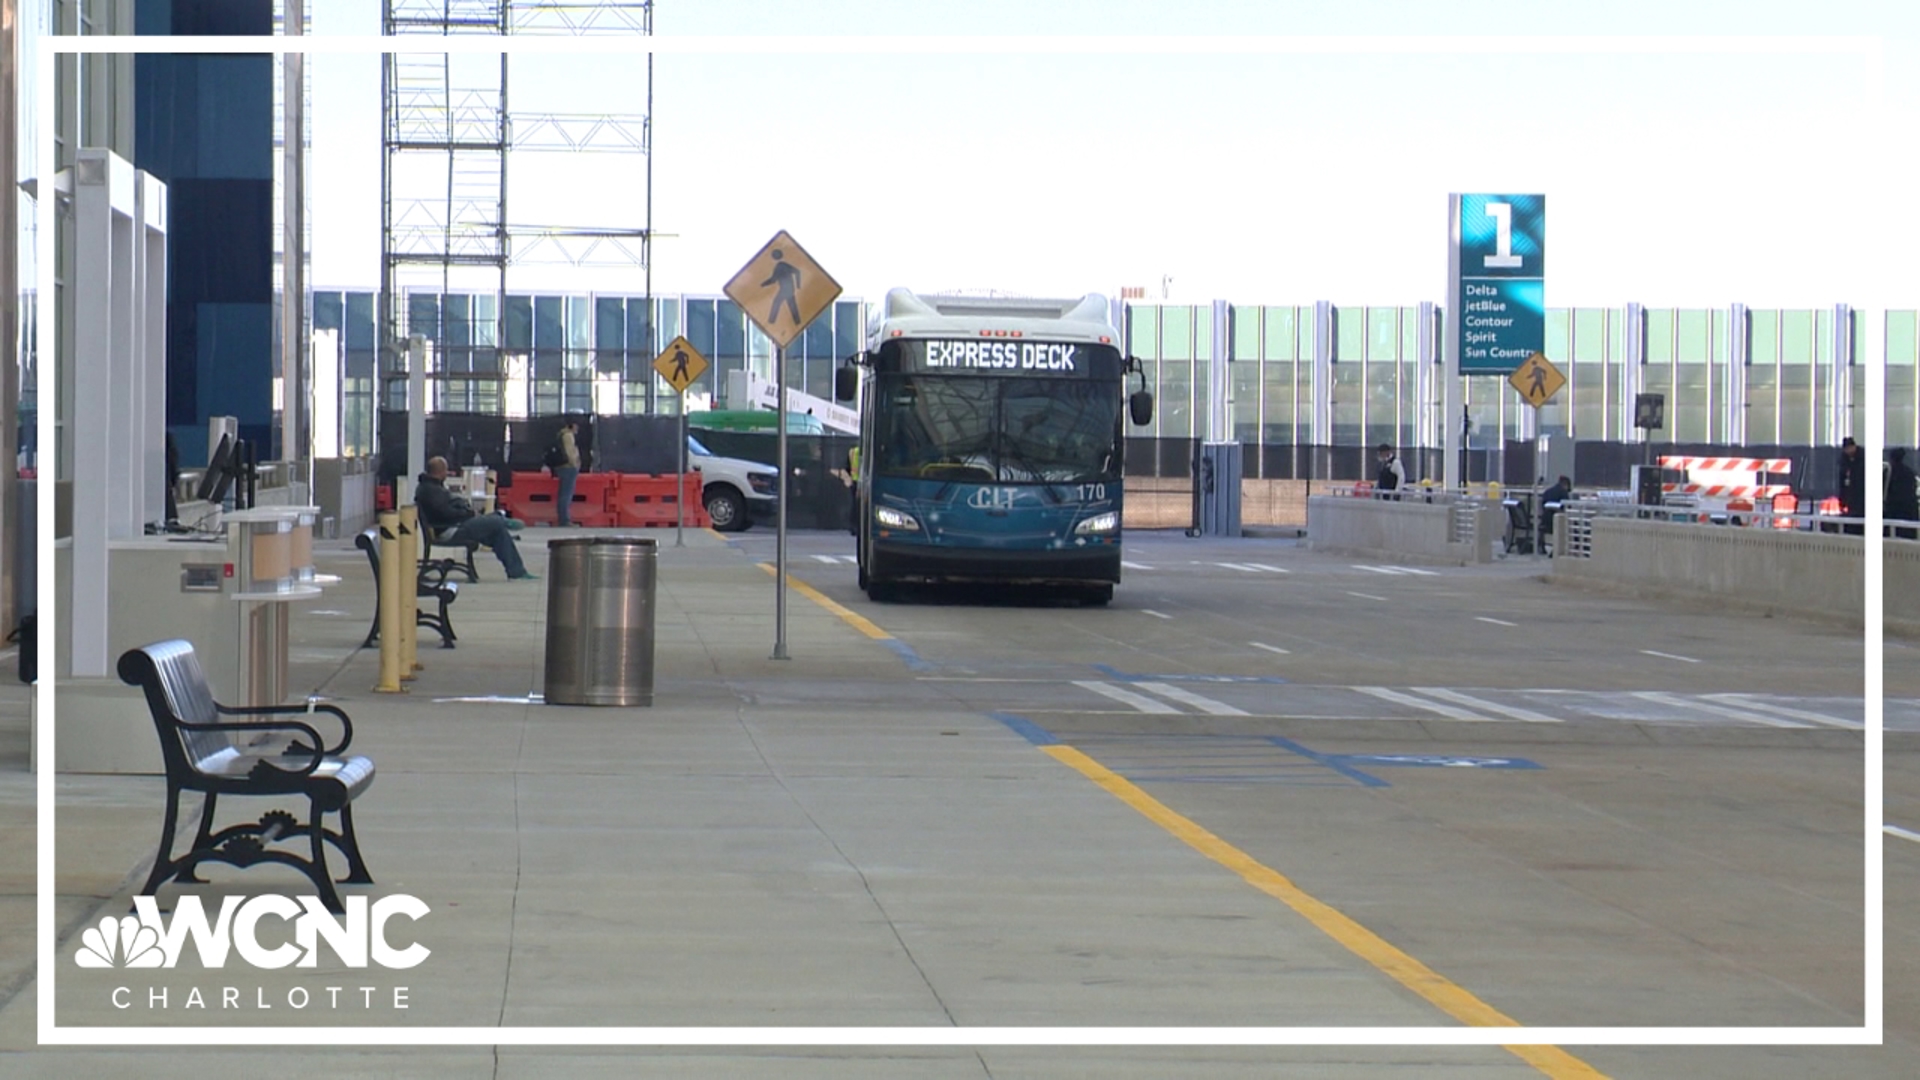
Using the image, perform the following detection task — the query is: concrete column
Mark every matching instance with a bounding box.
[1443,194,1462,490]
[1726,303,1748,446]
[1312,300,1333,478]
[1,0,18,632]
[70,149,138,677]
[408,333,427,483]
[136,172,168,529]
[282,1,307,491]
[1624,302,1645,445]
[1831,303,1853,442]
[1416,301,1437,453]
[1208,299,1230,443]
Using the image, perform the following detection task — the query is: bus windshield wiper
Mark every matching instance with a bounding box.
[998,444,1064,503]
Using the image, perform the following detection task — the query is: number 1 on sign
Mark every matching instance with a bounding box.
[1483,202,1521,269]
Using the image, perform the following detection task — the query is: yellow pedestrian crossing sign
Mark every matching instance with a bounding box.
[723,230,842,350]
[653,336,709,395]
[1509,352,1565,409]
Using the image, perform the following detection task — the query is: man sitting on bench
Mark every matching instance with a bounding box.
[415,456,538,580]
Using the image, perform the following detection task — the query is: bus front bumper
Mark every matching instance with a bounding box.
[870,538,1120,585]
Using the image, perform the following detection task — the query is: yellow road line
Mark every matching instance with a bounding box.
[1042,744,1609,1079]
[758,563,893,641]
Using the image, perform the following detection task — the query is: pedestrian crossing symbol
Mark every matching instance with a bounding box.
[653,336,709,395]
[1508,351,1565,409]
[723,230,842,350]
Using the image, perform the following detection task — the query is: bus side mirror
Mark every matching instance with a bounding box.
[834,365,858,403]
[1129,390,1154,427]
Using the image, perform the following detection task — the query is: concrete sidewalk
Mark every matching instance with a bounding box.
[0,527,1544,1076]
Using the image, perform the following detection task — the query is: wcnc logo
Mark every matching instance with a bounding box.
[75,895,430,970]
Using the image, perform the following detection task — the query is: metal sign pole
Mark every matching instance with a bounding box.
[773,343,790,660]
[676,410,686,546]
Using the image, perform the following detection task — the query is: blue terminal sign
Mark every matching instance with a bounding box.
[1453,194,1545,374]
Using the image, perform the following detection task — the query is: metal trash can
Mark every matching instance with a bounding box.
[543,536,658,706]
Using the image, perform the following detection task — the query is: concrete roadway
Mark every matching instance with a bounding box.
[736,528,1915,1077]
[1,525,1912,1078]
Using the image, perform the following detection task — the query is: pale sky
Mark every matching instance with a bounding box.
[310,1,1920,310]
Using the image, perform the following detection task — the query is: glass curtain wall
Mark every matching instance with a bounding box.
[367,290,863,419]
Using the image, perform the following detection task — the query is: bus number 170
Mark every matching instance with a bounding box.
[1076,484,1107,502]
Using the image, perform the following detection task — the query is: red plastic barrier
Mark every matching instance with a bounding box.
[375,483,394,512]
[610,473,709,529]
[500,471,560,525]
[569,473,619,528]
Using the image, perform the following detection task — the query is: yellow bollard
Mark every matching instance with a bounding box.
[373,511,406,693]
[398,506,422,676]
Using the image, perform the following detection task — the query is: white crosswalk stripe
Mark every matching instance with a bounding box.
[1073,680,1180,714]
[810,554,858,564]
[1701,693,1860,729]
[1629,690,1809,728]
[1353,565,1404,575]
[1410,687,1560,723]
[1244,563,1291,574]
[1122,560,1155,570]
[1135,681,1249,716]
[1387,565,1440,576]
[1353,686,1495,721]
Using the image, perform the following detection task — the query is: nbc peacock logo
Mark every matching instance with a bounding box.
[75,915,167,969]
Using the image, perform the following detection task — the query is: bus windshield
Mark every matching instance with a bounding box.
[874,374,1119,484]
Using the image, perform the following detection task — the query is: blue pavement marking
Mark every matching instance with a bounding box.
[1266,736,1391,788]
[991,711,1060,746]
[1335,753,1544,770]
[1091,663,1287,685]
[881,638,937,672]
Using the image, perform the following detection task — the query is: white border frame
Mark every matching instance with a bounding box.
[36,33,1888,1047]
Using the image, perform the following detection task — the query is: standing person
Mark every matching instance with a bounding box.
[1374,443,1404,499]
[1887,447,1919,541]
[846,443,862,536]
[417,456,536,579]
[1838,436,1867,535]
[548,420,581,527]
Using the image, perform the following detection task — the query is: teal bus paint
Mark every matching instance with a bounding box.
[839,290,1151,605]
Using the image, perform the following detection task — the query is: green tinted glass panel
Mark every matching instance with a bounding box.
[1195,306,1212,362]
[1162,306,1191,361]
[1335,307,1364,362]
[1263,307,1296,360]
[1264,358,1295,442]
[1890,311,1919,366]
[1402,307,1418,364]
[1572,309,1604,362]
[1299,307,1315,360]
[1233,306,1261,360]
[1677,310,1709,363]
[1547,308,1569,363]
[1781,311,1813,364]
[1646,310,1674,363]
[1129,307,1158,357]
[1368,307,1398,360]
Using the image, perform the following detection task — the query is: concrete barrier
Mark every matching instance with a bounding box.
[1305,495,1495,566]
[1550,516,1920,636]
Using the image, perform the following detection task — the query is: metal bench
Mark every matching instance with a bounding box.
[357,528,459,648]
[422,529,481,582]
[117,640,375,913]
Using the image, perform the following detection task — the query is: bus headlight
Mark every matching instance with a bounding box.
[875,506,921,532]
[1074,511,1119,535]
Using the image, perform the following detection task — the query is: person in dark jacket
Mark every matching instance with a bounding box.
[416,457,535,579]
[1374,443,1404,499]
[1539,474,1572,551]
[1838,436,1867,535]
[1888,447,1919,541]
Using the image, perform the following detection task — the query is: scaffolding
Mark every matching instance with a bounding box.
[380,1,654,418]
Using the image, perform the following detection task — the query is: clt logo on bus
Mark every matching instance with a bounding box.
[75,895,430,970]
[924,340,1081,371]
